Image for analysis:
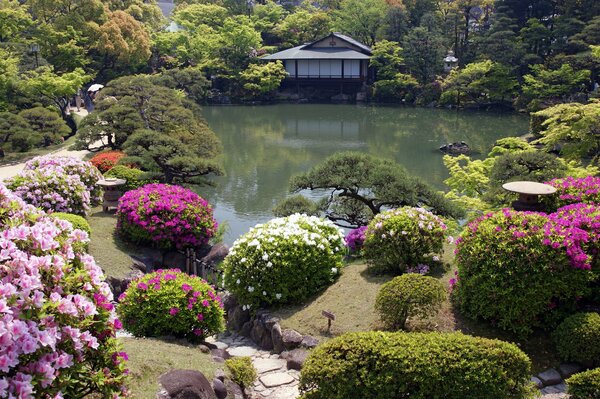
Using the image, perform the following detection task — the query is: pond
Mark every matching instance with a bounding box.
[200,104,529,244]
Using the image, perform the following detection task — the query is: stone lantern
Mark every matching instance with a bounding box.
[443,50,458,73]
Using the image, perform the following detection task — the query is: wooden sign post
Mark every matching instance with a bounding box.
[322,310,336,333]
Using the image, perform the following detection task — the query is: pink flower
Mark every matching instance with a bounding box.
[197,313,204,321]
[169,308,179,316]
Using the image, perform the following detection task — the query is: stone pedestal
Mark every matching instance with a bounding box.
[97,178,126,212]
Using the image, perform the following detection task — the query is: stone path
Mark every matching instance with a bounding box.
[206,332,300,399]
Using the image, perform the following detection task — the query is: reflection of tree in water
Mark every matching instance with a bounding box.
[201,105,529,241]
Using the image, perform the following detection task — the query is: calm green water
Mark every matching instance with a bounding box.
[200,104,529,244]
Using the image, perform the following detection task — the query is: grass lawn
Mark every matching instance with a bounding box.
[120,337,216,398]
[87,206,146,279]
[272,244,560,374]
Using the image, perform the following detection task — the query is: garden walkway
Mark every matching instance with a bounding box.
[0,145,90,181]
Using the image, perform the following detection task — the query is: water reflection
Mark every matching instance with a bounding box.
[200,104,529,244]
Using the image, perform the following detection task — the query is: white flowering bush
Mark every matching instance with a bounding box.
[0,184,128,398]
[223,214,345,308]
[363,207,447,274]
[6,155,102,215]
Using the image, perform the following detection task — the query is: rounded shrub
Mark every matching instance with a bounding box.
[90,150,126,173]
[0,183,128,398]
[566,368,600,399]
[375,274,446,330]
[453,209,595,336]
[117,269,225,341]
[116,183,217,249]
[51,212,91,236]
[547,176,600,208]
[363,207,447,274]
[223,214,345,309]
[104,165,152,191]
[553,312,600,367]
[225,357,257,390]
[299,331,532,399]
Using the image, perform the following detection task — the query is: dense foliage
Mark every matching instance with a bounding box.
[6,155,102,215]
[546,176,600,208]
[225,357,257,390]
[223,214,345,309]
[299,331,532,399]
[553,312,600,367]
[104,165,153,191]
[90,151,126,173]
[375,274,446,330]
[567,368,600,399]
[116,183,217,250]
[51,212,92,236]
[117,269,225,341]
[453,208,597,336]
[0,184,128,398]
[363,207,447,274]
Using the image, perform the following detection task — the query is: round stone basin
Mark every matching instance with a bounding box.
[502,181,557,196]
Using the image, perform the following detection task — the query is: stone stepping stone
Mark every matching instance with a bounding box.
[259,372,295,388]
[228,346,258,357]
[253,358,287,374]
[537,369,562,386]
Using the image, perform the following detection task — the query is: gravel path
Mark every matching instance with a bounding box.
[0,146,90,182]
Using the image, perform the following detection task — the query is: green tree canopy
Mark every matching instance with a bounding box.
[333,0,389,46]
[239,61,287,99]
[521,64,590,110]
[370,40,404,80]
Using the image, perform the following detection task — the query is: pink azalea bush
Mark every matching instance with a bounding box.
[453,208,597,336]
[546,176,600,208]
[116,184,217,250]
[0,184,128,398]
[345,226,367,253]
[363,207,447,274]
[6,155,102,215]
[117,269,224,341]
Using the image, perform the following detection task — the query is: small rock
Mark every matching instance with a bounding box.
[212,356,224,364]
[213,378,227,399]
[228,346,258,357]
[214,369,225,382]
[158,369,216,399]
[198,345,210,354]
[225,380,244,399]
[259,372,295,388]
[530,376,543,389]
[537,369,562,386]
[281,329,303,350]
[558,363,582,379]
[253,358,286,374]
[199,243,229,266]
[286,349,308,371]
[300,335,319,349]
[211,349,230,360]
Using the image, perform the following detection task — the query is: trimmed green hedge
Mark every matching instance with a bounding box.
[553,312,600,367]
[567,368,600,399]
[51,212,91,236]
[299,331,532,399]
[225,357,257,390]
[104,165,153,191]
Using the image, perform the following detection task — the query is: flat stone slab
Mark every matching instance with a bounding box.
[531,376,543,388]
[558,363,582,379]
[227,346,258,357]
[266,385,300,399]
[212,341,229,350]
[502,181,557,195]
[540,383,567,395]
[253,358,286,374]
[259,372,295,388]
[537,369,562,386]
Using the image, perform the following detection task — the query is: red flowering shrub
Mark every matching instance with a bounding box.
[116,183,217,249]
[117,270,224,341]
[90,151,126,173]
[0,184,128,398]
[453,208,596,336]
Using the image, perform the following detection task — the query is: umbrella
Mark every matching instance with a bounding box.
[88,84,104,92]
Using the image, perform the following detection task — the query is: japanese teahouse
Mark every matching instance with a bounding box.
[261,33,373,93]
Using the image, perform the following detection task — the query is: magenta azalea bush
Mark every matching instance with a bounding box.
[116,184,217,249]
[6,155,102,215]
[454,208,597,336]
[117,269,224,341]
[363,207,447,274]
[0,184,128,398]
[345,226,367,253]
[546,176,600,208]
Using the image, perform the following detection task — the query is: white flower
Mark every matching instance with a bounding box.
[447,236,455,244]
[247,286,254,293]
[275,293,282,300]
[236,279,240,285]
[242,305,247,311]
[331,267,338,274]
[267,261,272,267]
[240,257,247,263]
[401,230,408,235]
[262,291,267,296]
[432,255,440,262]
[262,253,269,261]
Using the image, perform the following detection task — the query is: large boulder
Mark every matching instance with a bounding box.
[285,348,309,371]
[281,329,303,350]
[157,369,217,399]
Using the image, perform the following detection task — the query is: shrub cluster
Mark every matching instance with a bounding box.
[567,368,600,399]
[6,155,102,215]
[225,357,257,389]
[299,331,532,399]
[116,183,217,249]
[223,214,345,309]
[51,212,92,236]
[345,226,367,253]
[104,165,153,191]
[375,274,446,330]
[0,183,128,398]
[553,312,600,367]
[90,150,126,173]
[547,176,600,208]
[363,207,447,274]
[453,208,596,336]
[117,269,224,341]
